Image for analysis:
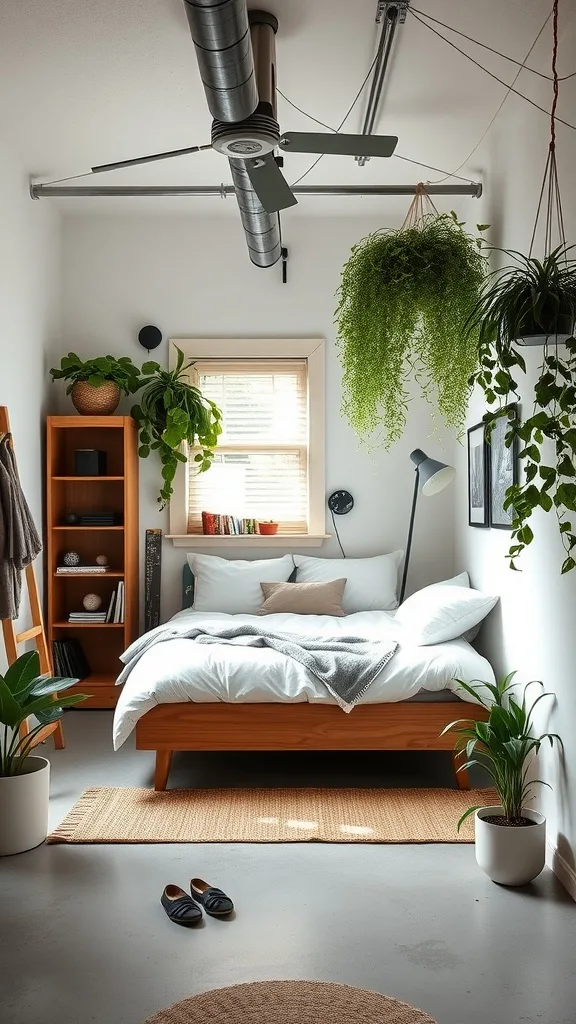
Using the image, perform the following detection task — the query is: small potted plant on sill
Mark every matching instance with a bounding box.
[50,353,142,415]
[258,521,279,535]
[442,673,561,886]
[0,651,87,856]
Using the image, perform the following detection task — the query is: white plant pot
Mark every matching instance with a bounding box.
[475,805,546,886]
[0,756,50,856]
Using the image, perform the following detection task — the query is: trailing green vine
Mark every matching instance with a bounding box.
[469,246,576,573]
[132,346,222,509]
[335,212,489,448]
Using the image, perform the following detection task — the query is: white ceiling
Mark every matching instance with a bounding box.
[0,0,573,215]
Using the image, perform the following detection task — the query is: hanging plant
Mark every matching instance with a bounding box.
[467,0,576,575]
[132,346,222,509]
[335,195,489,449]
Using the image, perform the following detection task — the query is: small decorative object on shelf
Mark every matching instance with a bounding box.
[82,593,102,611]
[95,554,109,566]
[62,551,81,567]
[74,449,107,476]
[258,521,279,535]
[64,511,81,525]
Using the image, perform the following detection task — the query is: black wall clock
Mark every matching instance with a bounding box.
[327,490,354,515]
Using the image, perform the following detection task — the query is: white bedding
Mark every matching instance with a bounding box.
[112,609,494,748]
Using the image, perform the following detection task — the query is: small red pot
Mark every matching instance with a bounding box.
[258,522,279,535]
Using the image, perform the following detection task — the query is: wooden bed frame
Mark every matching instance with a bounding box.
[135,700,488,791]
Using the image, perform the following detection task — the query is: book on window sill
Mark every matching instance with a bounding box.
[200,512,260,536]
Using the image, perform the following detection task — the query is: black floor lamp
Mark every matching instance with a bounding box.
[399,449,456,604]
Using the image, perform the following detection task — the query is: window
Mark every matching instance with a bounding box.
[167,338,325,546]
[188,362,308,533]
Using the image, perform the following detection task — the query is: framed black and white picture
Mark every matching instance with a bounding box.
[467,422,488,527]
[489,404,519,529]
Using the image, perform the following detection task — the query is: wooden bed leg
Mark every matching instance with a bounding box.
[452,751,470,790]
[154,751,173,791]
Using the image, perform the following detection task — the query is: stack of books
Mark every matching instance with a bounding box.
[52,639,89,679]
[105,581,125,623]
[68,610,108,624]
[56,565,109,575]
[202,512,259,535]
[79,512,123,526]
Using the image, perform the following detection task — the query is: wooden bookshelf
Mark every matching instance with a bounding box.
[46,416,139,708]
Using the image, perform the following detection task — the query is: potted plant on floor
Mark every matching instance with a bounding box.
[0,651,86,856]
[442,673,561,886]
[50,353,142,415]
[132,345,222,509]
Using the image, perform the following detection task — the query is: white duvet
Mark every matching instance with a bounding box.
[112,609,494,748]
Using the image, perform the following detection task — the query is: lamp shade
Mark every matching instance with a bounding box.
[409,449,455,496]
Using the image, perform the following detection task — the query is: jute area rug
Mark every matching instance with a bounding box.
[48,785,496,844]
[143,981,437,1024]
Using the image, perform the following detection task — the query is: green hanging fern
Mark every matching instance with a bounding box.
[335,213,490,448]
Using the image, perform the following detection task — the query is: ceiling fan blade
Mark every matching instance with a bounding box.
[245,153,298,213]
[279,132,398,158]
[91,143,212,174]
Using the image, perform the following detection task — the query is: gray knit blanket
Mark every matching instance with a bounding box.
[118,622,398,712]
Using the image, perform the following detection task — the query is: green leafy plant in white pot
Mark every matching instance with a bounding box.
[442,674,561,886]
[0,652,86,856]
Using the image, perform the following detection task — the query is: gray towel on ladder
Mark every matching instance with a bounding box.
[118,621,399,711]
[0,435,42,619]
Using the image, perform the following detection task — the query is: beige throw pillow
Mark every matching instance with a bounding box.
[259,579,347,616]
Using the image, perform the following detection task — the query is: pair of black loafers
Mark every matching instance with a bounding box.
[161,877,234,926]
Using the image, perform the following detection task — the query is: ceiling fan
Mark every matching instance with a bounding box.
[89,5,399,215]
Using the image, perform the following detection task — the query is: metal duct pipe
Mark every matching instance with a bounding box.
[182,0,258,123]
[229,158,281,267]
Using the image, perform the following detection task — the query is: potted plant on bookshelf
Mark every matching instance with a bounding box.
[0,652,87,856]
[50,354,142,415]
[132,346,222,509]
[258,521,279,535]
[442,673,561,886]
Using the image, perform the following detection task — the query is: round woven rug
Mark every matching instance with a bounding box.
[143,980,437,1024]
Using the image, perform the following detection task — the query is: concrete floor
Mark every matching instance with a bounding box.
[1,711,574,1024]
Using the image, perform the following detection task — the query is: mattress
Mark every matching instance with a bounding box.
[113,609,493,748]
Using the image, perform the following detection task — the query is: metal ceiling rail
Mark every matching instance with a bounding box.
[30,182,482,199]
[356,1,410,167]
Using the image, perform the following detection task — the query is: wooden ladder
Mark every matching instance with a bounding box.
[0,406,64,750]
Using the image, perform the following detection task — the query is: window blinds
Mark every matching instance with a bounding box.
[187,361,309,533]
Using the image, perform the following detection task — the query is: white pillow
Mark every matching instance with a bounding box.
[293,552,403,613]
[187,553,294,614]
[428,571,480,641]
[394,583,498,646]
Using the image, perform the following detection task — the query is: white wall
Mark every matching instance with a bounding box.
[60,213,456,620]
[455,45,576,889]
[0,142,60,662]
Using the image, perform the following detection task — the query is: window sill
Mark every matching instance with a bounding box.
[167,533,331,549]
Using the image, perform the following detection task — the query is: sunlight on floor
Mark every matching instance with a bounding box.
[286,820,319,830]
[340,824,375,836]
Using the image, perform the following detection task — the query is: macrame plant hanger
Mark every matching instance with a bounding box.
[401,182,440,230]
[529,0,566,271]
[0,406,65,751]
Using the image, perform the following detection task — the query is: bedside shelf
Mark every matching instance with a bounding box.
[52,476,124,481]
[53,622,125,629]
[53,571,125,578]
[47,415,138,709]
[52,525,125,531]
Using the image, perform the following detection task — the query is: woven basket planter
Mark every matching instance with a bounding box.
[71,380,121,415]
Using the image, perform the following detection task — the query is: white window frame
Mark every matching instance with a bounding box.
[167,338,327,547]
